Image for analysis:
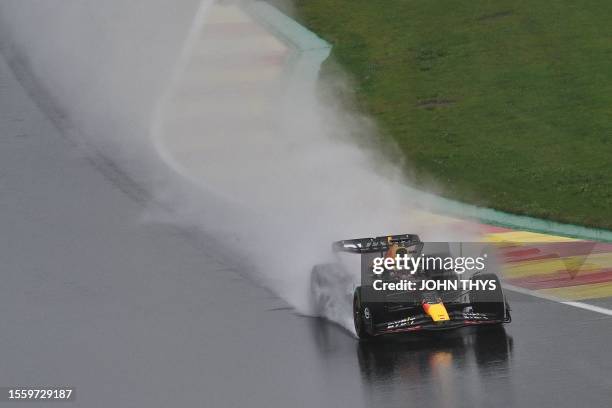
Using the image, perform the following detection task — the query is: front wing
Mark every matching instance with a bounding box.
[372,307,509,336]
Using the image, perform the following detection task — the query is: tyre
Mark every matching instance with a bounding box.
[353,287,374,340]
[469,273,507,320]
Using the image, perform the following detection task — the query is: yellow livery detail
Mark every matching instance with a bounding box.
[423,303,450,322]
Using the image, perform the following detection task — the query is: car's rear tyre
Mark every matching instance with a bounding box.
[353,288,374,340]
[470,273,507,321]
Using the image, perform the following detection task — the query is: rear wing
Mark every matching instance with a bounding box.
[332,234,421,254]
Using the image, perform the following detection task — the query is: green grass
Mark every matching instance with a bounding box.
[287,0,612,229]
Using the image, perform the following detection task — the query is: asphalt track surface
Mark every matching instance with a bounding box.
[1,53,611,408]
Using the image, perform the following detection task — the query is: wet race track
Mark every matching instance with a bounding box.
[319,290,612,408]
[1,53,611,408]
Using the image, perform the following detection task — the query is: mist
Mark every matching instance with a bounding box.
[0,0,474,332]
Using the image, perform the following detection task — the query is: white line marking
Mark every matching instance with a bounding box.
[561,301,612,317]
[503,283,612,317]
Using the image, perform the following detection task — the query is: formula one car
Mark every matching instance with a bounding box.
[311,234,511,339]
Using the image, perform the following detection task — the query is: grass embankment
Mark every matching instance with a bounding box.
[286,1,612,228]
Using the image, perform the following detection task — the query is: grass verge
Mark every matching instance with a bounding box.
[277,0,612,229]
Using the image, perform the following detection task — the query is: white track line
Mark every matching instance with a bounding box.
[503,283,612,317]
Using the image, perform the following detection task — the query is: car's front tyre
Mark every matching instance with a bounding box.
[353,287,374,340]
[469,273,508,322]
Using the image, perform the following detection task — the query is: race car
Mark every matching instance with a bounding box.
[311,234,511,339]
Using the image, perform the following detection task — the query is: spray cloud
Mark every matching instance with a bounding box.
[0,0,474,332]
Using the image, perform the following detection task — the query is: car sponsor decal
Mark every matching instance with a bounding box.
[463,312,489,320]
[386,316,416,329]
